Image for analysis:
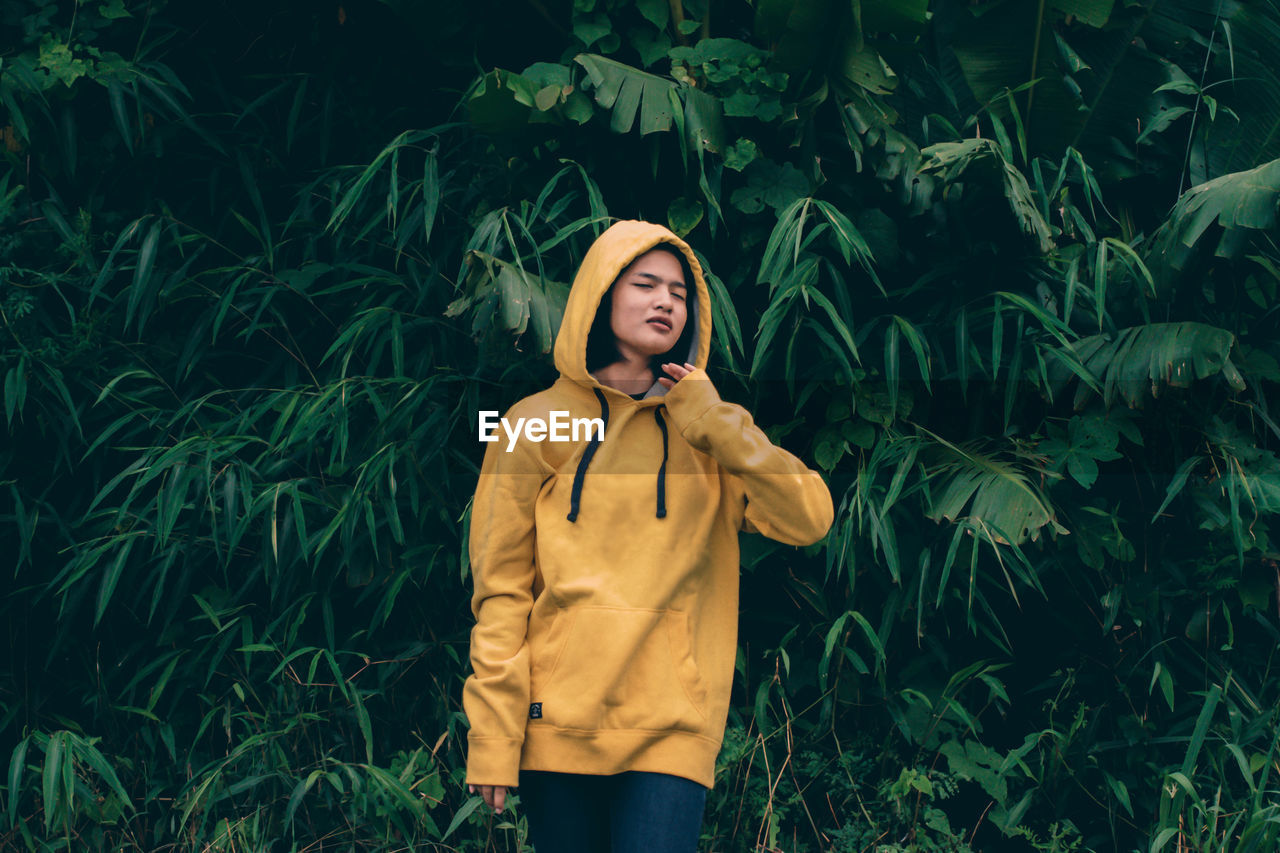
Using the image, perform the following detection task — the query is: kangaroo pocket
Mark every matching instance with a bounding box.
[533,606,709,733]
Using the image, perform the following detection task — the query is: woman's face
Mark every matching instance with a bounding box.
[608,249,689,363]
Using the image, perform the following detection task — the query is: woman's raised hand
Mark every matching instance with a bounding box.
[468,783,508,815]
[657,362,696,390]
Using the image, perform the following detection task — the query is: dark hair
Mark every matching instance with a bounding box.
[585,243,698,381]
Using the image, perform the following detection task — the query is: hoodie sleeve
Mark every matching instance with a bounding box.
[662,369,834,546]
[461,411,549,787]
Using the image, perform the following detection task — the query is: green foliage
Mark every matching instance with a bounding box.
[920,138,1056,252]
[1150,158,1280,283]
[4,0,1280,850]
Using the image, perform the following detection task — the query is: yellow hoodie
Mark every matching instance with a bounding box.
[462,221,834,790]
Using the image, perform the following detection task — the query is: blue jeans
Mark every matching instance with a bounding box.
[518,769,708,853]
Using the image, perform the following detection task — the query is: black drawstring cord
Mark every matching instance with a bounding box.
[567,388,609,523]
[655,407,669,519]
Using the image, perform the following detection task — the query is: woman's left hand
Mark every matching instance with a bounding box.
[658,362,696,390]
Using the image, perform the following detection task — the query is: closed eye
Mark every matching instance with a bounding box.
[631,279,686,301]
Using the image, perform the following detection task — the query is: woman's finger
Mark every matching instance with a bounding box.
[478,784,505,813]
[663,363,690,379]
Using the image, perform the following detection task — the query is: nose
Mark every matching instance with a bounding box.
[654,286,674,311]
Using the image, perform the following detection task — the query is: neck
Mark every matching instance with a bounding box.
[591,356,654,395]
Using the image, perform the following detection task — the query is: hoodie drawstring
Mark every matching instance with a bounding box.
[567,388,610,523]
[654,407,669,519]
[565,391,671,523]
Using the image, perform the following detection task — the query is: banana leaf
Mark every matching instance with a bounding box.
[920,138,1055,252]
[1050,322,1243,408]
[574,53,677,135]
[923,430,1056,546]
[446,251,569,354]
[1149,157,1280,277]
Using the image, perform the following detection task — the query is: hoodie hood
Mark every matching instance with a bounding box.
[553,220,713,399]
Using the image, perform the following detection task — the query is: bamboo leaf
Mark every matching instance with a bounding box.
[885,319,901,418]
[805,287,860,364]
[3,361,26,427]
[75,738,134,815]
[819,612,851,691]
[849,610,886,668]
[42,732,62,833]
[1152,455,1203,522]
[1181,684,1223,778]
[443,795,482,840]
[125,220,163,333]
[893,315,931,394]
[7,737,28,829]
[95,539,135,626]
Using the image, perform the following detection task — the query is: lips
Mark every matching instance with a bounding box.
[646,317,672,331]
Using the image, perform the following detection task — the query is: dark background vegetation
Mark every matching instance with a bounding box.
[3,0,1280,850]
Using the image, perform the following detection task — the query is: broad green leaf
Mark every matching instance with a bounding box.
[1150,158,1280,279]
[636,0,669,29]
[574,54,676,135]
[860,0,930,35]
[1048,0,1114,28]
[667,196,704,237]
[1052,322,1237,408]
[573,11,612,48]
[730,159,811,214]
[919,138,1055,252]
[630,25,673,68]
[100,0,132,20]
[682,85,725,154]
[447,251,569,353]
[922,428,1055,546]
[838,43,898,95]
[467,69,541,133]
[723,137,759,171]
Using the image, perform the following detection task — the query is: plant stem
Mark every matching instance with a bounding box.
[670,0,688,45]
[1026,0,1046,142]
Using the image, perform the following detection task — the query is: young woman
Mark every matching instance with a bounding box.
[462,220,833,851]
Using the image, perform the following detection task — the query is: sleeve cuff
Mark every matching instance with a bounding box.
[465,736,524,787]
[662,368,722,435]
